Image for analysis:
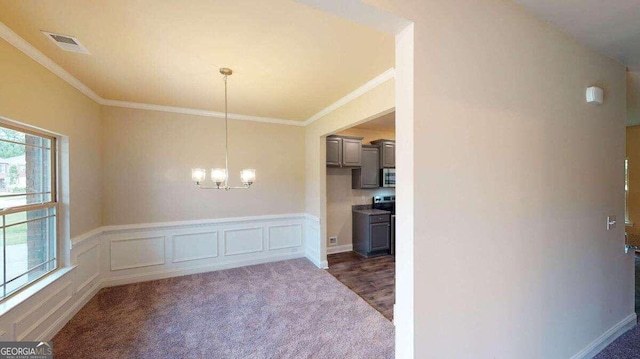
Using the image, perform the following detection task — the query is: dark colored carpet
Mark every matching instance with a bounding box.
[53,259,394,359]
[594,325,640,359]
[593,253,640,358]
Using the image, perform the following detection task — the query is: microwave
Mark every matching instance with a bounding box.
[381,168,395,187]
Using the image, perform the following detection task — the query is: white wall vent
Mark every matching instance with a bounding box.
[41,31,90,54]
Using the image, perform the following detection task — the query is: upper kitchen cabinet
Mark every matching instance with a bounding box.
[326,135,363,167]
[352,145,379,189]
[370,139,395,168]
[326,136,342,166]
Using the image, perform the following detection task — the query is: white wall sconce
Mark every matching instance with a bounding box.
[586,86,604,105]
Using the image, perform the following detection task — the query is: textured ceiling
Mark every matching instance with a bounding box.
[514,0,640,70]
[0,0,394,121]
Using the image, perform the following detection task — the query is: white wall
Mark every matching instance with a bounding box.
[366,0,634,358]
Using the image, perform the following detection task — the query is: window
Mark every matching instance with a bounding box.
[0,124,56,300]
[625,157,631,225]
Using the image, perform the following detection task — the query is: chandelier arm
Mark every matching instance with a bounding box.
[195,184,251,190]
[195,184,223,190]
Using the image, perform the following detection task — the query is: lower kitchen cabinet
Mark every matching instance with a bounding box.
[352,211,391,257]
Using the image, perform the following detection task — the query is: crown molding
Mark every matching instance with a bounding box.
[0,22,103,103]
[1,20,394,128]
[102,100,305,126]
[302,67,395,126]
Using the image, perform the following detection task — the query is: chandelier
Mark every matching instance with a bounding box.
[191,68,256,190]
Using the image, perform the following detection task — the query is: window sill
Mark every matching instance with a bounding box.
[0,266,75,318]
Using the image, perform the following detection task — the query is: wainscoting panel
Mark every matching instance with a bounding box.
[110,236,166,271]
[75,243,100,293]
[0,214,313,342]
[268,224,303,250]
[172,231,218,263]
[102,214,308,287]
[224,228,264,256]
[304,215,325,268]
[13,281,73,341]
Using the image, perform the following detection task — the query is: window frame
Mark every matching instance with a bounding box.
[625,157,632,226]
[0,121,58,301]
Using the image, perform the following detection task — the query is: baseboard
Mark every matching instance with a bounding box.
[570,313,637,359]
[103,252,306,288]
[327,244,353,255]
[305,252,322,268]
[41,280,102,341]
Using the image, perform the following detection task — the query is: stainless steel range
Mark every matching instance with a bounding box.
[373,196,395,255]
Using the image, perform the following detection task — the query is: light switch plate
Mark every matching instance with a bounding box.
[607,216,617,230]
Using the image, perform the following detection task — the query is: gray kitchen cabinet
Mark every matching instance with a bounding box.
[342,138,362,166]
[326,135,363,167]
[370,222,391,252]
[352,145,379,189]
[370,139,395,168]
[352,210,391,257]
[326,136,342,166]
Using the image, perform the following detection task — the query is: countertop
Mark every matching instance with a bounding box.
[352,208,392,215]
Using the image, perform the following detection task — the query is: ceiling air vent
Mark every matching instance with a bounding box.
[41,31,90,54]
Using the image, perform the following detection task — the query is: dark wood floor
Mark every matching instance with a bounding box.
[326,252,395,321]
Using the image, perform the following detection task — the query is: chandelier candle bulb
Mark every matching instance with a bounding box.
[191,168,206,183]
[241,169,256,185]
[211,168,228,186]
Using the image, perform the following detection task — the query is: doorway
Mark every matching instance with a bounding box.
[324,112,397,320]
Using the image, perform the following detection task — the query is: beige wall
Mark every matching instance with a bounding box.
[327,128,395,247]
[626,126,640,234]
[365,1,632,358]
[0,38,102,238]
[101,106,305,225]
